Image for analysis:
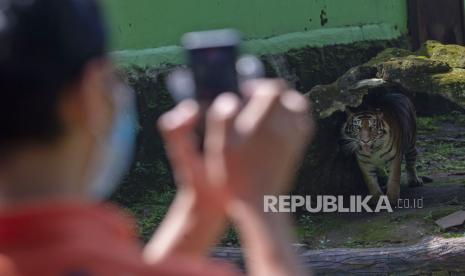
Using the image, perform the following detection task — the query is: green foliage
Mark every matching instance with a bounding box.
[120,187,242,246]
[222,227,241,246]
[296,215,318,240]
[417,112,465,176]
[417,140,465,175]
[417,117,439,132]
[441,232,465,239]
[422,207,462,223]
[124,189,175,242]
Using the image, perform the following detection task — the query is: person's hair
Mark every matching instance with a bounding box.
[0,0,107,157]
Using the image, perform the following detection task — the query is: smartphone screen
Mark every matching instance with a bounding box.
[181,29,241,150]
[189,46,239,102]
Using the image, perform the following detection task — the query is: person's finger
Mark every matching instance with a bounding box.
[240,78,287,99]
[281,90,309,114]
[281,90,317,145]
[158,100,202,186]
[235,80,285,135]
[158,100,199,135]
[204,93,242,190]
[205,93,242,153]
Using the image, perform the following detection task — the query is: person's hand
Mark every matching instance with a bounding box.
[145,100,229,262]
[205,79,315,210]
[203,79,314,276]
[148,79,314,275]
[157,79,314,213]
[157,100,228,212]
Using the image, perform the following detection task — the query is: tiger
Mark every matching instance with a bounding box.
[340,92,423,203]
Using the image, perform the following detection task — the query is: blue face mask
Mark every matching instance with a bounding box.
[88,83,138,199]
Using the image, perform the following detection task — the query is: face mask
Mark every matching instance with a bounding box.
[88,82,138,199]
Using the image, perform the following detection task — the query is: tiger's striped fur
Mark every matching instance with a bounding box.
[341,93,423,203]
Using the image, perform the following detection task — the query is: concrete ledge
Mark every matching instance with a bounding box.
[111,23,404,68]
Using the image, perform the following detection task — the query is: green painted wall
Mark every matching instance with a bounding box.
[103,0,408,66]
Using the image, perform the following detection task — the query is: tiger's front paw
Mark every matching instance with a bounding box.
[386,188,400,205]
[408,177,423,188]
[368,192,383,206]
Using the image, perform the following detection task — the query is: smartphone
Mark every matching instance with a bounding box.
[178,29,241,149]
[182,29,241,103]
[167,29,263,149]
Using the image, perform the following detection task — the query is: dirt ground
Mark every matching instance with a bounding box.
[296,112,465,249]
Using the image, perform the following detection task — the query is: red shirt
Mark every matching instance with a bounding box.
[0,202,240,276]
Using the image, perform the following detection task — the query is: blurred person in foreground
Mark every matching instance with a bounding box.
[0,0,314,275]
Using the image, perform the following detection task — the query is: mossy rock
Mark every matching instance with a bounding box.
[396,69,465,108]
[364,47,413,67]
[377,56,451,79]
[299,41,465,196]
[309,69,384,118]
[307,41,465,120]
[418,40,465,69]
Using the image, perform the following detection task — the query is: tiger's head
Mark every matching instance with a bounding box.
[341,110,389,155]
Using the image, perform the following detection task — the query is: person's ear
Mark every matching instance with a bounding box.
[59,58,114,138]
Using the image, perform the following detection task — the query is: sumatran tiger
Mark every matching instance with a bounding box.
[341,92,423,203]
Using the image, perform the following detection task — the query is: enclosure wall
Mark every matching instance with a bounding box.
[103,0,409,67]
